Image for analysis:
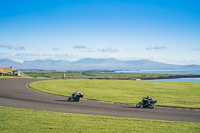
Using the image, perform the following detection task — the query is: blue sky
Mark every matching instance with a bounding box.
[0,0,200,65]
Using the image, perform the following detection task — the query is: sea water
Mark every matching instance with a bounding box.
[149,77,200,83]
[116,69,200,83]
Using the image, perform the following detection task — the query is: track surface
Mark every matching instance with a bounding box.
[0,78,199,122]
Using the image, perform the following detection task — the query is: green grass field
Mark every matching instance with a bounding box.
[0,106,199,133]
[24,72,197,80]
[29,79,200,109]
[24,72,164,79]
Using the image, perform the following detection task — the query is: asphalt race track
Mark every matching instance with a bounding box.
[0,78,199,122]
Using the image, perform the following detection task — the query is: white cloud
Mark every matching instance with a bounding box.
[193,48,200,51]
[146,46,166,50]
[0,53,8,56]
[14,53,53,60]
[99,47,118,52]
[10,53,70,61]
[52,48,60,51]
[54,54,68,58]
[0,44,25,50]
[14,46,26,50]
[0,44,13,49]
[73,45,87,49]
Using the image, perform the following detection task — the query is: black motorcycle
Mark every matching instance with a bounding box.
[136,97,157,109]
[68,94,83,102]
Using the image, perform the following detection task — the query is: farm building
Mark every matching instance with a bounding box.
[0,67,21,76]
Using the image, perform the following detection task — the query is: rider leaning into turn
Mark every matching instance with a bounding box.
[71,91,82,100]
[144,96,152,104]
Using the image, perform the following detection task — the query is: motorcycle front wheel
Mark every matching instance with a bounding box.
[136,102,142,108]
[68,97,71,101]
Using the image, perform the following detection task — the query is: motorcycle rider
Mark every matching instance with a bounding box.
[70,91,82,101]
[136,96,157,109]
[143,96,152,106]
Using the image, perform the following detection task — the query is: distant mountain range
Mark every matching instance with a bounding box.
[0,58,200,70]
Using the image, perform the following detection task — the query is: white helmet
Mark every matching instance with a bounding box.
[77,91,82,94]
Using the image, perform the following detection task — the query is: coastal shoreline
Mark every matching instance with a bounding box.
[87,74,200,80]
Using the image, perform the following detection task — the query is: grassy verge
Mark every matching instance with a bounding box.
[0,106,199,133]
[0,76,23,79]
[29,79,200,109]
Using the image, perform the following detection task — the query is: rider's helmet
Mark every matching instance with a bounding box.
[147,96,150,99]
[77,91,82,95]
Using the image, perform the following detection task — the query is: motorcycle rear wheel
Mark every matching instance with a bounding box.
[149,104,155,109]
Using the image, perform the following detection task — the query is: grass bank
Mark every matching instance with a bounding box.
[0,106,199,133]
[29,79,200,109]
[0,76,23,79]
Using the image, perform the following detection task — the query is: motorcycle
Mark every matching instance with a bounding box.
[68,94,83,102]
[136,97,157,109]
